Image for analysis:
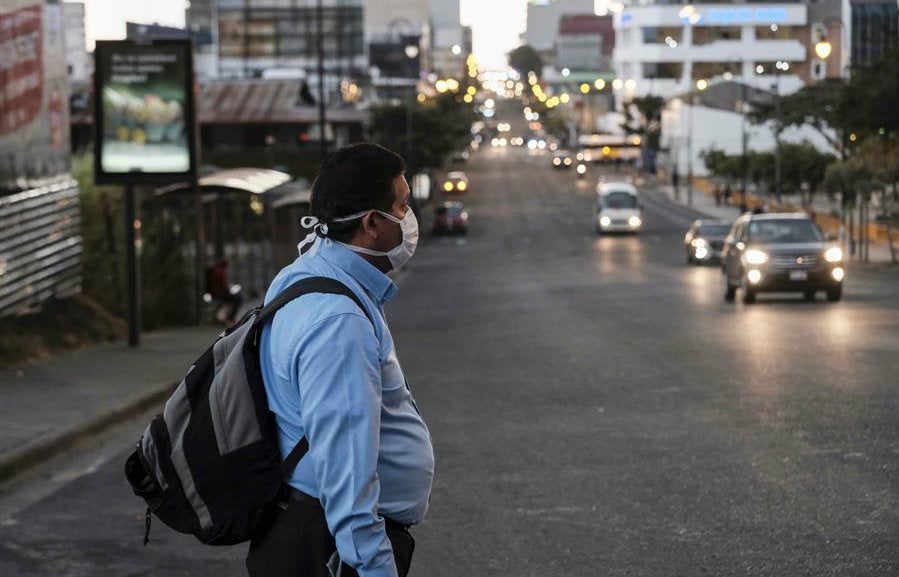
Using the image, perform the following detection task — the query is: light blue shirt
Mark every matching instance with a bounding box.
[259,238,434,577]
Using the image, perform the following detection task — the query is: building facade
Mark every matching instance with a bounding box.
[523,0,596,52]
[185,0,367,82]
[612,0,848,102]
[849,0,899,65]
[557,13,615,71]
[62,1,91,84]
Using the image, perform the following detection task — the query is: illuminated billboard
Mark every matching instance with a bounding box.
[93,39,196,184]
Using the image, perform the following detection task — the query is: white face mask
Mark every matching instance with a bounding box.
[332,209,419,270]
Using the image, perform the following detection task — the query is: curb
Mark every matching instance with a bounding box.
[0,381,177,485]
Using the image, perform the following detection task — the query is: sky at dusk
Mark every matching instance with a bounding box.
[80,0,528,69]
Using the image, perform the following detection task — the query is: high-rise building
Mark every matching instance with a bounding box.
[849,0,899,65]
[62,1,91,84]
[186,0,367,82]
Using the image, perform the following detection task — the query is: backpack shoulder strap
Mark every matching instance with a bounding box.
[252,276,375,479]
[254,276,374,328]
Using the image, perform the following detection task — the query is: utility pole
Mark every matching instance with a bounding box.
[741,80,748,204]
[687,89,694,207]
[317,0,327,161]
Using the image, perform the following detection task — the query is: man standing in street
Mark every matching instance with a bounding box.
[247,143,434,577]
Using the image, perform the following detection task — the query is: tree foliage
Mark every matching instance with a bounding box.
[702,141,834,200]
[367,92,475,172]
[621,96,665,151]
[748,49,899,161]
[508,45,543,79]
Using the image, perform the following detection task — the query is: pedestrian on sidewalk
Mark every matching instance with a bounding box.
[714,185,723,206]
[723,183,733,205]
[206,259,242,325]
[246,143,434,577]
[672,170,680,200]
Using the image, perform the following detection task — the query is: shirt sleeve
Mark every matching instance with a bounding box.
[294,312,398,577]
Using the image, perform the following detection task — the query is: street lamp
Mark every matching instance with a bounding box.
[686,78,707,207]
[404,42,420,188]
[815,40,833,60]
[772,60,790,203]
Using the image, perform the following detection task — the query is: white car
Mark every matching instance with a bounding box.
[596,182,643,234]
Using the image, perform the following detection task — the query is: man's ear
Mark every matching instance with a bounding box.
[360,211,379,240]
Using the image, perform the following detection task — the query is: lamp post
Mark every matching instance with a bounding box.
[404,44,419,180]
[687,78,708,207]
[772,60,790,204]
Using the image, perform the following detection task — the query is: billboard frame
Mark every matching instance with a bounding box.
[93,38,197,185]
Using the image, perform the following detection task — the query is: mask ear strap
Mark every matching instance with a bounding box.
[298,216,329,255]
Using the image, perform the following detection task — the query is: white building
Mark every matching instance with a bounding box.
[62,1,91,84]
[612,0,847,102]
[523,0,596,52]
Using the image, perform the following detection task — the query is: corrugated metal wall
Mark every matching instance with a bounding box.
[0,179,82,316]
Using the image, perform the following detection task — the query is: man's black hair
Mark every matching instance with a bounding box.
[310,142,406,242]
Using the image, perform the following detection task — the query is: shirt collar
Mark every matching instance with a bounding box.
[317,238,399,305]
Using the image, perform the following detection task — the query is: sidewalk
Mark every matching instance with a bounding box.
[0,326,220,483]
[642,177,898,266]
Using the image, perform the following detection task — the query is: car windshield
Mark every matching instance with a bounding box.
[603,192,638,209]
[698,224,731,237]
[748,220,822,243]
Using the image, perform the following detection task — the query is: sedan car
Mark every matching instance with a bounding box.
[684,219,732,264]
[442,171,469,193]
[432,201,469,235]
[552,150,573,169]
[722,213,844,303]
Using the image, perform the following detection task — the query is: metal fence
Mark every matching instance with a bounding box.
[0,179,83,317]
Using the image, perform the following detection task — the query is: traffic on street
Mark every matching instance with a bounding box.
[3,1,899,576]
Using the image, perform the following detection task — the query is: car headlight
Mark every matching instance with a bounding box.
[443,182,453,191]
[457,181,467,191]
[553,158,561,166]
[824,246,843,263]
[577,164,587,174]
[691,238,708,248]
[745,249,769,265]
[600,216,611,227]
[628,216,642,227]
[564,158,572,166]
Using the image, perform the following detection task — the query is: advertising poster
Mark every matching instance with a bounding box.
[0,0,70,193]
[94,39,196,184]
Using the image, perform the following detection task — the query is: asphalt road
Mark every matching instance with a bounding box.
[2,120,899,576]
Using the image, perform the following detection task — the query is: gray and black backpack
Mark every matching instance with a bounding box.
[124,276,372,546]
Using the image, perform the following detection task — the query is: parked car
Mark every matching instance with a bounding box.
[722,213,844,303]
[595,181,643,234]
[432,201,469,235]
[684,219,732,264]
[552,150,573,169]
[442,171,469,193]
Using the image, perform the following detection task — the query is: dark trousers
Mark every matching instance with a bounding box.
[246,490,414,577]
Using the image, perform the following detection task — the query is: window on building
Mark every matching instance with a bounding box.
[642,62,683,79]
[755,24,793,40]
[218,6,364,61]
[692,26,741,45]
[851,1,899,65]
[219,11,247,57]
[692,62,738,80]
[641,27,683,44]
[811,59,826,80]
[753,62,794,75]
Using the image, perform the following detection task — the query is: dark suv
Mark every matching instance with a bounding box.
[722,213,844,303]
